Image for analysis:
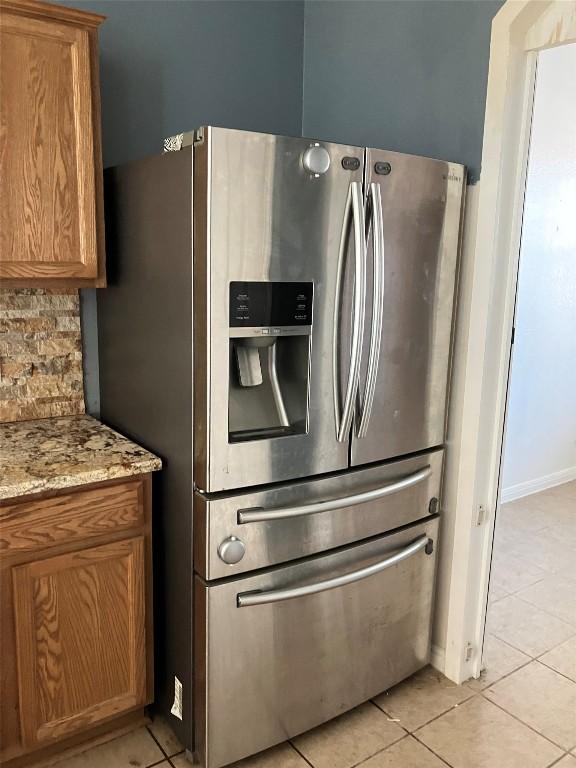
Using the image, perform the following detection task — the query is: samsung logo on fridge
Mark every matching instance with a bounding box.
[443,172,463,183]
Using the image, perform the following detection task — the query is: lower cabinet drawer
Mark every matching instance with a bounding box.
[194,517,439,768]
[0,481,144,554]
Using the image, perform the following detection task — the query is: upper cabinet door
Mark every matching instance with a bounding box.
[351,149,465,467]
[0,2,105,284]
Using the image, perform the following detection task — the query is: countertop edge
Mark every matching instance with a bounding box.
[0,457,162,503]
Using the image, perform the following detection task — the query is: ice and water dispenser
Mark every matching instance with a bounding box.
[228,281,313,442]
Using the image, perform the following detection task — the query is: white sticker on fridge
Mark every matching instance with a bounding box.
[171,676,183,720]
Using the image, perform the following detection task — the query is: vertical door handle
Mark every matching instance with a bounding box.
[357,182,385,438]
[333,181,367,442]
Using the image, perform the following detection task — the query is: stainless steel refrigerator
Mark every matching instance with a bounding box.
[98,126,465,768]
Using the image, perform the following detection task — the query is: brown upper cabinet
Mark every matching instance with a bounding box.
[0,0,106,286]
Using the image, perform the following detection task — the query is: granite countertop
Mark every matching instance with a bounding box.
[0,415,162,501]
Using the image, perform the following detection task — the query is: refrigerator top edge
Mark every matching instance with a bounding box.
[163,126,467,174]
[165,125,365,155]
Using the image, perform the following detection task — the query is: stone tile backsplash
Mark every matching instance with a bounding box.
[0,289,85,423]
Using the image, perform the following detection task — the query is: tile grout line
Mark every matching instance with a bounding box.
[166,751,186,768]
[534,654,576,688]
[479,691,571,754]
[493,575,574,604]
[145,725,171,762]
[491,575,548,597]
[485,629,531,657]
[495,540,576,580]
[467,656,534,693]
[290,701,411,768]
[367,697,410,734]
[372,689,476,736]
[482,629,576,689]
[511,590,576,629]
[482,630,533,656]
[349,732,456,768]
[144,724,186,765]
[341,701,412,768]
[343,731,408,768]
[410,730,456,767]
[287,740,315,768]
[546,751,575,768]
[487,624,574,662]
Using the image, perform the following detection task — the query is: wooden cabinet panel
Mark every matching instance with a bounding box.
[12,537,147,747]
[0,481,144,554]
[0,1,105,283]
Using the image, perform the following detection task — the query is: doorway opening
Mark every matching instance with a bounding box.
[482,42,576,693]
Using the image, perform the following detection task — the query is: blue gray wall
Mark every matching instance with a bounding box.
[302,0,503,184]
[67,0,305,169]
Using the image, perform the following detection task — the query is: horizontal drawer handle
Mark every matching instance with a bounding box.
[237,535,433,607]
[237,466,432,524]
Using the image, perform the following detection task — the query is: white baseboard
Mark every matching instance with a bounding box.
[501,466,576,503]
[430,644,445,673]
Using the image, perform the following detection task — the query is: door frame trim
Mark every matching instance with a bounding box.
[437,0,576,684]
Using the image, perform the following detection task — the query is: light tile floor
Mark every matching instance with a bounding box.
[51,482,576,768]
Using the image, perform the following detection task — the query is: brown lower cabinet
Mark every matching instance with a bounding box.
[0,475,153,766]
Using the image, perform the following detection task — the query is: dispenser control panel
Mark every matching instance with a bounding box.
[230,282,313,327]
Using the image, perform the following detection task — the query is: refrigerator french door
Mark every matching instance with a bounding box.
[352,149,465,466]
[193,127,365,493]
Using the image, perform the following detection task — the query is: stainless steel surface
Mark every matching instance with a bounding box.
[194,449,442,580]
[335,180,366,442]
[194,517,439,768]
[218,536,246,565]
[194,127,365,492]
[237,534,430,606]
[97,149,195,748]
[268,342,290,427]
[351,150,465,465]
[357,181,384,438]
[302,144,331,175]
[237,465,431,523]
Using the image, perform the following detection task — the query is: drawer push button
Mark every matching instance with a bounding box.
[218,536,246,565]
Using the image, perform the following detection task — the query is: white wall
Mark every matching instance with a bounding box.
[501,43,576,501]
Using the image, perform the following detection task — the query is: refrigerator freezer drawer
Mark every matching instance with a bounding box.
[194,448,442,580]
[194,517,439,768]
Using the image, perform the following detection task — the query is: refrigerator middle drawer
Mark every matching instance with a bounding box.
[194,448,442,579]
[194,517,439,768]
